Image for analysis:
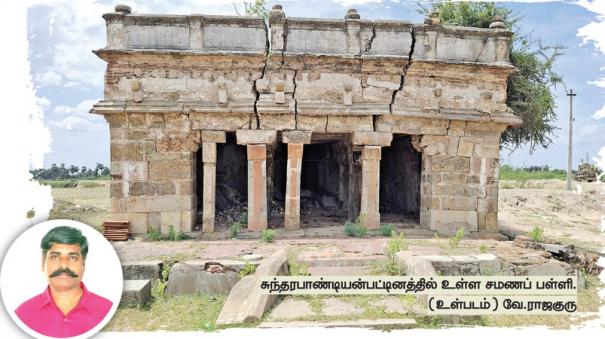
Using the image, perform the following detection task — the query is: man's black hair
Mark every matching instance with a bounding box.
[41,226,88,259]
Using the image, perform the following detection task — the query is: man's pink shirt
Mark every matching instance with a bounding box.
[15,282,112,338]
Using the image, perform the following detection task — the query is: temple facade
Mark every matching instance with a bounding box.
[91,5,521,235]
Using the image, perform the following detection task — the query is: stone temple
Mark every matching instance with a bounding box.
[91,4,521,236]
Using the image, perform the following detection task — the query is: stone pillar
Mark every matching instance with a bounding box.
[351,131,393,229]
[348,148,362,221]
[236,129,277,231]
[201,131,226,233]
[360,146,381,229]
[282,131,312,229]
[247,144,268,230]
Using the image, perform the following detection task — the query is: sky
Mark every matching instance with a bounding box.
[24,0,605,171]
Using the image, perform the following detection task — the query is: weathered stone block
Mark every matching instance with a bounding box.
[111,141,153,161]
[429,210,478,233]
[122,261,162,280]
[165,261,244,297]
[156,133,200,152]
[161,210,182,232]
[236,129,277,144]
[121,280,151,307]
[201,130,226,143]
[112,212,148,234]
[352,131,393,146]
[474,144,499,159]
[327,116,373,132]
[129,181,176,196]
[441,196,477,211]
[297,115,327,132]
[281,130,312,144]
[126,195,194,213]
[430,156,470,173]
[149,159,193,180]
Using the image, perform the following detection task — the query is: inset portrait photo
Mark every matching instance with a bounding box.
[0,219,123,339]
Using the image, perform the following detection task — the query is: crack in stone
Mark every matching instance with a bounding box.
[293,69,298,129]
[364,24,376,53]
[280,19,288,71]
[389,25,416,115]
[252,18,271,129]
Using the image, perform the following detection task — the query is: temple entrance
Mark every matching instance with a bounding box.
[196,132,248,230]
[379,134,421,227]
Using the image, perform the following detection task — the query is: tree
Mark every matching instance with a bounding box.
[421,1,564,153]
[233,0,268,19]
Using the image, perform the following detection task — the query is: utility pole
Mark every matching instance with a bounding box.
[567,89,576,190]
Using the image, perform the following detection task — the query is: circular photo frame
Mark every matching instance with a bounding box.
[0,219,123,339]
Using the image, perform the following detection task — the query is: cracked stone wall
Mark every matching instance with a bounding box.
[92,5,521,234]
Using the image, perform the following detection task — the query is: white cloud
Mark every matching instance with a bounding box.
[334,0,382,6]
[34,70,62,86]
[48,98,103,130]
[589,78,605,88]
[593,103,605,120]
[48,116,105,131]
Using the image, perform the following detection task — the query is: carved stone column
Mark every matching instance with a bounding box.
[352,131,393,229]
[236,129,277,231]
[201,130,226,233]
[282,131,312,229]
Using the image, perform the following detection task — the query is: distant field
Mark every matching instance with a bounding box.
[499,165,567,181]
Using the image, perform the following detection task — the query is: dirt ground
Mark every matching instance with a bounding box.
[498,179,605,253]
[47,178,605,260]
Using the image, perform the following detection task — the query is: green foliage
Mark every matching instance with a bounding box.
[528,226,544,242]
[228,221,242,239]
[236,0,269,19]
[38,179,79,188]
[449,227,465,249]
[499,164,566,180]
[239,212,248,225]
[239,261,257,278]
[384,232,407,275]
[260,229,275,243]
[344,218,368,237]
[151,262,174,300]
[166,225,190,241]
[288,255,310,276]
[26,208,35,220]
[31,163,110,180]
[425,1,565,153]
[147,226,190,241]
[379,223,395,236]
[479,243,489,253]
[147,227,162,241]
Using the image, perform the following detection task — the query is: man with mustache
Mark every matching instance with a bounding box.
[15,226,113,338]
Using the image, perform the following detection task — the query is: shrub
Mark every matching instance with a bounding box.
[344,219,367,237]
[288,255,310,276]
[528,226,544,242]
[449,227,465,248]
[239,261,256,277]
[147,227,162,241]
[228,221,242,239]
[479,243,489,253]
[239,212,248,225]
[261,229,275,243]
[384,232,407,275]
[166,225,190,241]
[379,223,395,236]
